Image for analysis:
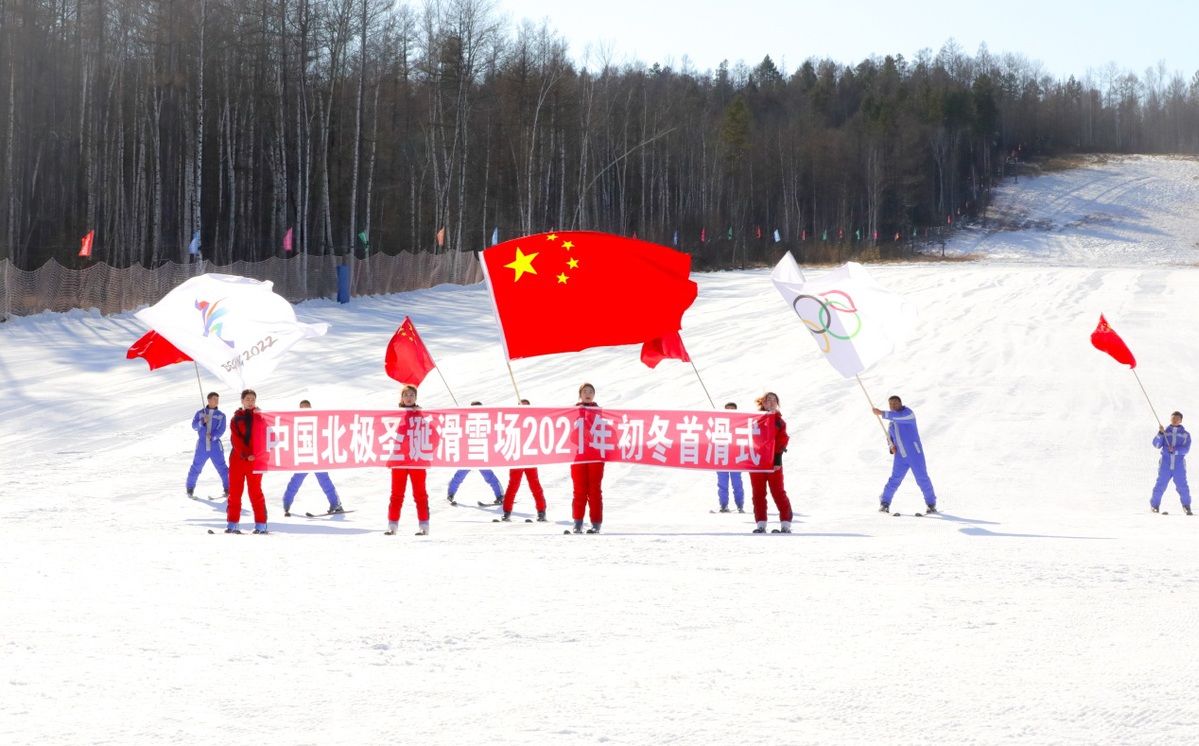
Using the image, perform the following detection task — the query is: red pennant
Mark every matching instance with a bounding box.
[640,331,691,369]
[1090,314,1136,369]
[385,316,437,385]
[126,330,192,370]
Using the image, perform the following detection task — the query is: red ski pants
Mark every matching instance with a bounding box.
[389,468,430,522]
[503,468,547,513]
[749,467,792,523]
[228,456,268,525]
[570,462,604,524]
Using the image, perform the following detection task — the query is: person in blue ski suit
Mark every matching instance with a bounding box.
[1150,411,1191,515]
[282,400,344,516]
[716,401,745,513]
[446,401,504,506]
[187,392,229,498]
[872,395,938,513]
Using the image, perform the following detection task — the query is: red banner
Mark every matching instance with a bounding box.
[260,407,776,473]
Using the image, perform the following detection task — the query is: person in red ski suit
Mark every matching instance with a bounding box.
[749,391,793,534]
[570,383,605,534]
[227,389,269,534]
[386,385,430,536]
[500,399,548,523]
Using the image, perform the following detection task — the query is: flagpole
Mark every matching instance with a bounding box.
[677,331,716,408]
[504,359,524,404]
[193,362,210,447]
[1131,369,1163,428]
[855,374,893,449]
[433,366,459,406]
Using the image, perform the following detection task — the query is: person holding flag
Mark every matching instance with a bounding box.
[186,392,229,499]
[1151,411,1191,515]
[281,399,345,516]
[386,385,431,536]
[570,383,605,534]
[498,399,548,523]
[872,395,938,514]
[227,389,269,534]
[749,392,793,534]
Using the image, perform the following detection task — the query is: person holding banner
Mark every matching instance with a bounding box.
[1151,411,1192,515]
[716,401,746,513]
[500,399,549,522]
[282,399,345,517]
[386,385,431,536]
[570,383,605,534]
[227,389,269,534]
[446,401,505,506]
[872,395,938,514]
[186,392,229,499]
[749,392,793,534]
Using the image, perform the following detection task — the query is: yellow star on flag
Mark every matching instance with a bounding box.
[504,248,539,282]
[567,257,579,269]
[557,273,569,284]
[546,233,558,241]
[562,240,574,250]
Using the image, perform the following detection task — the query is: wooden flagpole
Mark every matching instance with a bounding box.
[1131,369,1162,428]
[855,374,893,450]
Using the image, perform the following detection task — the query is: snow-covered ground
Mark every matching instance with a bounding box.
[4,156,1199,745]
[945,153,1199,266]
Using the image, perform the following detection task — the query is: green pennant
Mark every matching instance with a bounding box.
[357,230,369,247]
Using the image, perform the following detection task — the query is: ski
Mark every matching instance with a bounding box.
[304,510,357,518]
[478,500,502,508]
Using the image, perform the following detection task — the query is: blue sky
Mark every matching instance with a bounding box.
[495,0,1199,82]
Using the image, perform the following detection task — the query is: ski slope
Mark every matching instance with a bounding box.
[3,156,1199,745]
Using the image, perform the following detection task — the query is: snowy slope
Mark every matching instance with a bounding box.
[4,158,1199,745]
[945,154,1199,266]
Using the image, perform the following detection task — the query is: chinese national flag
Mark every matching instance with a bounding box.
[385,316,436,385]
[79,229,95,258]
[640,331,691,369]
[126,330,193,370]
[1091,314,1136,368]
[480,231,698,360]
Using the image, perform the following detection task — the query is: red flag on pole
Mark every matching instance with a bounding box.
[126,330,193,370]
[640,331,691,369]
[1091,314,1136,368]
[480,231,698,360]
[385,316,437,385]
[79,230,95,258]
[436,226,446,248]
[283,227,294,253]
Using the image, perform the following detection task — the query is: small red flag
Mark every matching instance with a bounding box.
[283,227,294,253]
[126,330,192,370]
[480,231,697,360]
[385,316,436,385]
[1091,314,1136,368]
[700,227,706,243]
[436,226,446,248]
[79,230,95,258]
[640,331,691,369]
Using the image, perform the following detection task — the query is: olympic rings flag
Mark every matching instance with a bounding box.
[135,273,329,391]
[769,253,916,378]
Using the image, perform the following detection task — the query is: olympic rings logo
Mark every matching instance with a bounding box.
[791,290,863,353]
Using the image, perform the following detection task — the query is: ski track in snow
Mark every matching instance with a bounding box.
[3,155,1199,744]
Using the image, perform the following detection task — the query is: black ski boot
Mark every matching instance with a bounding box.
[536,511,547,522]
